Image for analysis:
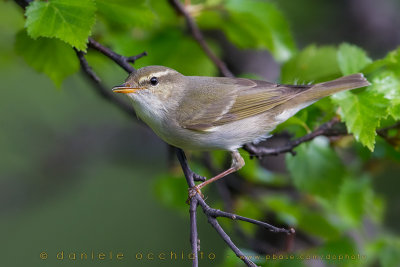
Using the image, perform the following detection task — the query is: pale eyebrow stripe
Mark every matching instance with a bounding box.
[138,70,174,84]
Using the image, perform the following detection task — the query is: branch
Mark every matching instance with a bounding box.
[175,148,293,267]
[168,0,234,77]
[165,1,350,159]
[243,117,346,158]
[377,122,400,147]
[74,50,138,120]
[15,0,32,9]
[189,197,199,267]
[199,198,294,234]
[88,38,147,74]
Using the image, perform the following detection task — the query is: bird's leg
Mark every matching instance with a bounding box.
[197,150,245,190]
[188,150,245,201]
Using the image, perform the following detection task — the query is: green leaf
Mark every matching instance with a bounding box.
[281,45,341,84]
[198,0,296,62]
[286,136,345,199]
[14,30,79,87]
[337,43,372,75]
[227,0,296,61]
[370,71,400,120]
[25,0,96,51]
[95,0,155,29]
[382,48,400,76]
[364,47,400,76]
[332,88,389,151]
[109,29,217,76]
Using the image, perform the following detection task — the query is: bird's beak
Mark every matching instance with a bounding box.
[112,83,141,94]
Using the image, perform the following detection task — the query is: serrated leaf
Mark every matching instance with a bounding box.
[371,71,400,120]
[364,47,400,76]
[96,0,155,29]
[281,45,341,84]
[15,30,79,87]
[198,0,296,62]
[332,89,389,151]
[286,136,345,199]
[25,0,96,51]
[337,43,372,75]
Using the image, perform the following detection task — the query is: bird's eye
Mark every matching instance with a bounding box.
[150,77,158,86]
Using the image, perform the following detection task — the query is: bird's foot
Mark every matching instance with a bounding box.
[186,185,204,204]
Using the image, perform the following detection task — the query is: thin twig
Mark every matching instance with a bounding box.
[200,201,293,234]
[75,50,138,119]
[243,117,346,157]
[203,215,257,267]
[174,148,294,267]
[15,0,32,9]
[189,197,199,267]
[168,0,234,77]
[88,38,147,73]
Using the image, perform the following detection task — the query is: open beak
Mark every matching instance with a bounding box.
[112,84,141,94]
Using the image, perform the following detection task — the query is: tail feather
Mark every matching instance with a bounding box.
[287,73,370,107]
[311,73,371,99]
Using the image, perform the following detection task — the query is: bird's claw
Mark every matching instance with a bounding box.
[186,186,204,204]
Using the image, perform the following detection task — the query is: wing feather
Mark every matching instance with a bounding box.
[177,77,310,131]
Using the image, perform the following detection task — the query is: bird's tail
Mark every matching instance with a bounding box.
[310,73,370,98]
[310,73,370,101]
[287,73,370,107]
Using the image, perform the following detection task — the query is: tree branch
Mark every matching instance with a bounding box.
[15,0,32,9]
[168,0,234,78]
[243,117,346,158]
[88,38,147,74]
[175,148,292,267]
[74,50,138,120]
[189,197,199,267]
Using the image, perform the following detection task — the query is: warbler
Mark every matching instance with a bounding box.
[113,66,369,190]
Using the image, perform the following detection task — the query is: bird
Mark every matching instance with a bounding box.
[112,65,370,192]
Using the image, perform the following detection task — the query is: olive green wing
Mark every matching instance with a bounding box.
[176,77,309,131]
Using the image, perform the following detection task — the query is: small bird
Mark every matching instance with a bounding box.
[113,66,369,191]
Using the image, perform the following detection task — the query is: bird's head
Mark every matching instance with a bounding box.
[112,65,185,102]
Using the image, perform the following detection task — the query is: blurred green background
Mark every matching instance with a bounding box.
[1,0,400,267]
[0,2,223,266]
